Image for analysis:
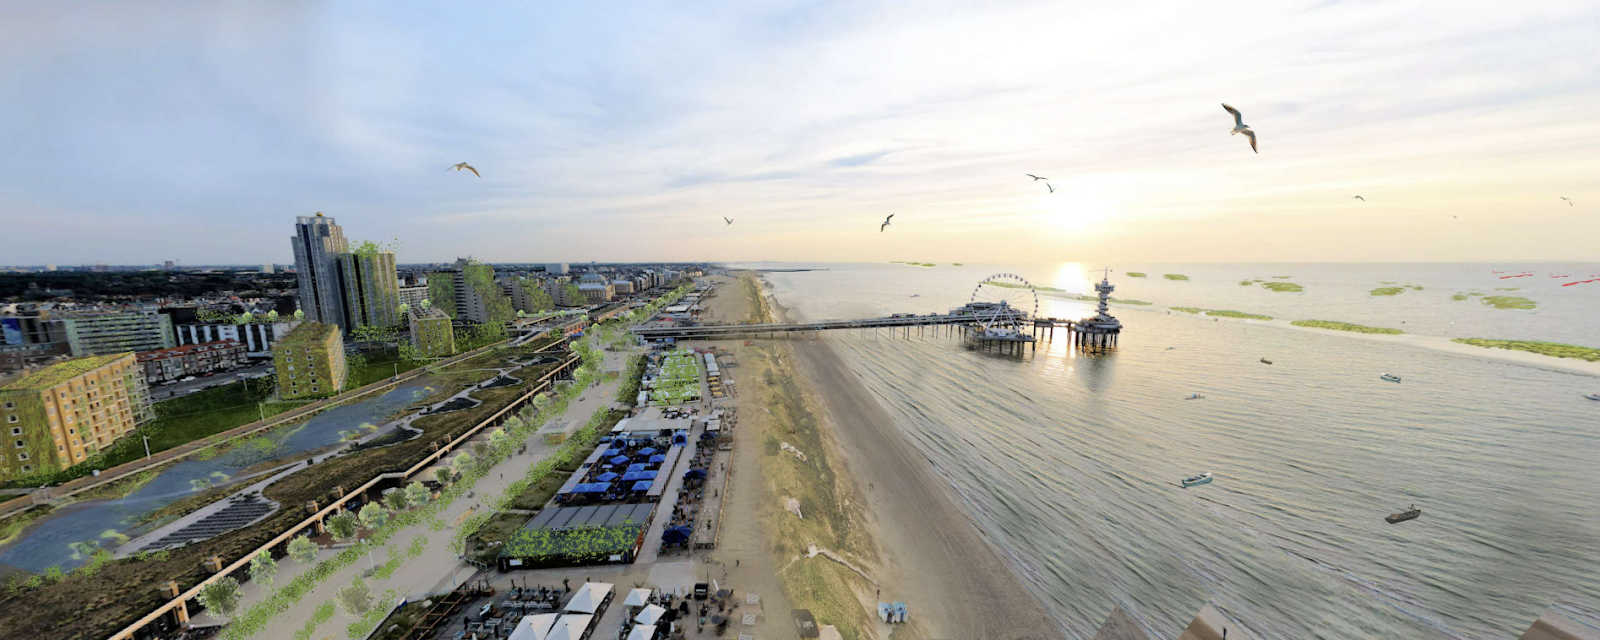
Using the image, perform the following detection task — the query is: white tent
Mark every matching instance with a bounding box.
[623,588,653,608]
[547,615,593,640]
[626,624,657,640]
[509,613,560,640]
[634,604,667,626]
[564,582,614,614]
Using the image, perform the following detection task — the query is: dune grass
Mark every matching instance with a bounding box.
[1291,320,1404,335]
[1163,274,1189,281]
[1453,339,1600,362]
[1170,307,1203,314]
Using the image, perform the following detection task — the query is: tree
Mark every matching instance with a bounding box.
[266,310,279,322]
[471,441,489,463]
[327,511,360,542]
[420,298,431,310]
[488,427,512,452]
[336,578,374,618]
[384,489,409,512]
[249,552,278,588]
[563,283,584,307]
[197,576,242,619]
[398,302,410,316]
[451,452,473,473]
[358,502,389,531]
[433,467,453,485]
[293,309,305,321]
[404,481,431,506]
[287,535,319,564]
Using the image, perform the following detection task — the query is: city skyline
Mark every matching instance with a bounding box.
[3,1,1598,266]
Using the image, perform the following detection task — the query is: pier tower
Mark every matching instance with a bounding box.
[1074,270,1122,350]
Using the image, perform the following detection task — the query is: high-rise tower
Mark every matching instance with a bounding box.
[291,213,349,329]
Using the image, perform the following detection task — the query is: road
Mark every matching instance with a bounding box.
[206,334,635,639]
[147,361,275,401]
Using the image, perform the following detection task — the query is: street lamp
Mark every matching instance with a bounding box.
[142,434,152,460]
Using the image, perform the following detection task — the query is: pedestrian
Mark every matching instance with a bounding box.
[735,559,740,567]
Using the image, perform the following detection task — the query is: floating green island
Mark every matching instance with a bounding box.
[1370,287,1406,296]
[1067,294,1152,306]
[1206,310,1273,320]
[1272,276,1293,279]
[1290,320,1404,335]
[1469,292,1484,296]
[1494,287,1520,291]
[1453,339,1599,362]
[1261,282,1303,293]
[1481,296,1536,310]
[1126,272,1147,278]
[1170,307,1203,314]
[1163,274,1189,281]
[1451,293,1470,301]
[952,262,963,266]
[1239,280,1253,286]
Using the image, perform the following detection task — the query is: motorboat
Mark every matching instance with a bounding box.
[1185,393,1206,400]
[911,294,921,298]
[1181,472,1213,488]
[1260,358,1273,365]
[1380,374,1402,383]
[1385,505,1422,524]
[1586,393,1600,401]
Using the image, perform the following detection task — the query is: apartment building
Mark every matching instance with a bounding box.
[272,322,347,400]
[0,353,152,479]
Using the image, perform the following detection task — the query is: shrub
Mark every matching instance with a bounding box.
[198,576,243,619]
[358,503,390,531]
[249,552,278,588]
[404,481,431,506]
[327,511,360,542]
[336,578,373,618]
[288,535,319,564]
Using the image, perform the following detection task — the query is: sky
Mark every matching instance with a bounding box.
[1,0,1597,266]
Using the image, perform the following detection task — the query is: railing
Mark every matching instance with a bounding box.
[628,312,1033,339]
[106,352,582,640]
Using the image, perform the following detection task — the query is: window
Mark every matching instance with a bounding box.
[2,402,12,409]
[13,440,22,448]
[20,465,29,473]
[9,427,19,436]
[5,416,15,424]
[16,452,28,461]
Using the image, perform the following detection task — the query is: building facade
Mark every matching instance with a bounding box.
[174,321,301,358]
[137,340,247,386]
[544,278,583,308]
[53,310,175,357]
[611,280,635,295]
[398,286,429,310]
[0,353,152,479]
[407,307,456,358]
[272,322,347,400]
[291,213,350,329]
[540,263,568,275]
[338,250,401,329]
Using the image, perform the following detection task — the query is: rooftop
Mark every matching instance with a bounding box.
[1,353,130,391]
[277,321,339,347]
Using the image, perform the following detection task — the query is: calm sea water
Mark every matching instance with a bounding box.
[733,262,1600,640]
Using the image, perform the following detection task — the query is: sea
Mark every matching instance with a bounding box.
[730,262,1600,640]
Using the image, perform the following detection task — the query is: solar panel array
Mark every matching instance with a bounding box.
[146,492,278,551]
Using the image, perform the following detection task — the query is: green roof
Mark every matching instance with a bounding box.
[2,354,130,391]
[278,322,339,347]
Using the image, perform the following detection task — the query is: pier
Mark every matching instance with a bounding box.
[632,272,1125,353]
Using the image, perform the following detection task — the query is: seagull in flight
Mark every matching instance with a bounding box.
[880,214,894,232]
[1047,183,1055,193]
[1027,174,1049,181]
[1352,195,1365,201]
[447,162,481,177]
[723,217,733,225]
[1560,196,1573,206]
[1221,103,1257,153]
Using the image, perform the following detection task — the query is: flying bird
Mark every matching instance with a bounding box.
[1027,174,1049,181]
[723,217,733,225]
[1047,183,1055,193]
[1221,103,1257,153]
[880,214,894,232]
[1560,197,1573,206]
[1353,195,1365,201]
[447,162,481,177]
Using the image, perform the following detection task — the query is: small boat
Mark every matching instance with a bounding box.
[1586,393,1600,401]
[911,294,921,298]
[1185,393,1206,400]
[1380,373,1402,383]
[1385,505,1422,524]
[1260,358,1273,365]
[1181,472,1213,488]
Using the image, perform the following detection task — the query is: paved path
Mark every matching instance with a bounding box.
[201,336,636,639]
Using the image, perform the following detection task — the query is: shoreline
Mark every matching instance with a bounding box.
[749,274,1061,639]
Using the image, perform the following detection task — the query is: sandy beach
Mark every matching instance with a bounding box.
[695,273,1059,640]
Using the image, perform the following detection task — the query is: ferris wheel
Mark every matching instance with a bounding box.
[969,273,1038,334]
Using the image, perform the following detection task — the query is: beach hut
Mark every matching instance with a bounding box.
[877,603,892,623]
[509,613,560,640]
[626,624,657,640]
[634,604,667,626]
[564,583,613,615]
[893,602,908,623]
[547,615,593,640]
[623,588,653,608]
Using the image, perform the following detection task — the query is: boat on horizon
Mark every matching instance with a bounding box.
[1181,472,1213,488]
[1386,505,1422,524]
[1381,373,1402,383]
[1260,358,1273,365]
[1585,393,1600,401]
[1185,393,1205,400]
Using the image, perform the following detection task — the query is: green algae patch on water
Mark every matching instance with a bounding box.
[1370,287,1406,296]
[1273,276,1293,279]
[952,262,963,266]
[1163,274,1189,281]
[1494,287,1521,291]
[1481,296,1536,310]
[1453,339,1600,362]
[1206,310,1272,321]
[1451,293,1470,301]
[1290,320,1404,335]
[1126,272,1146,278]
[1170,307,1203,314]
[1261,282,1303,293]
[1239,280,1253,286]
